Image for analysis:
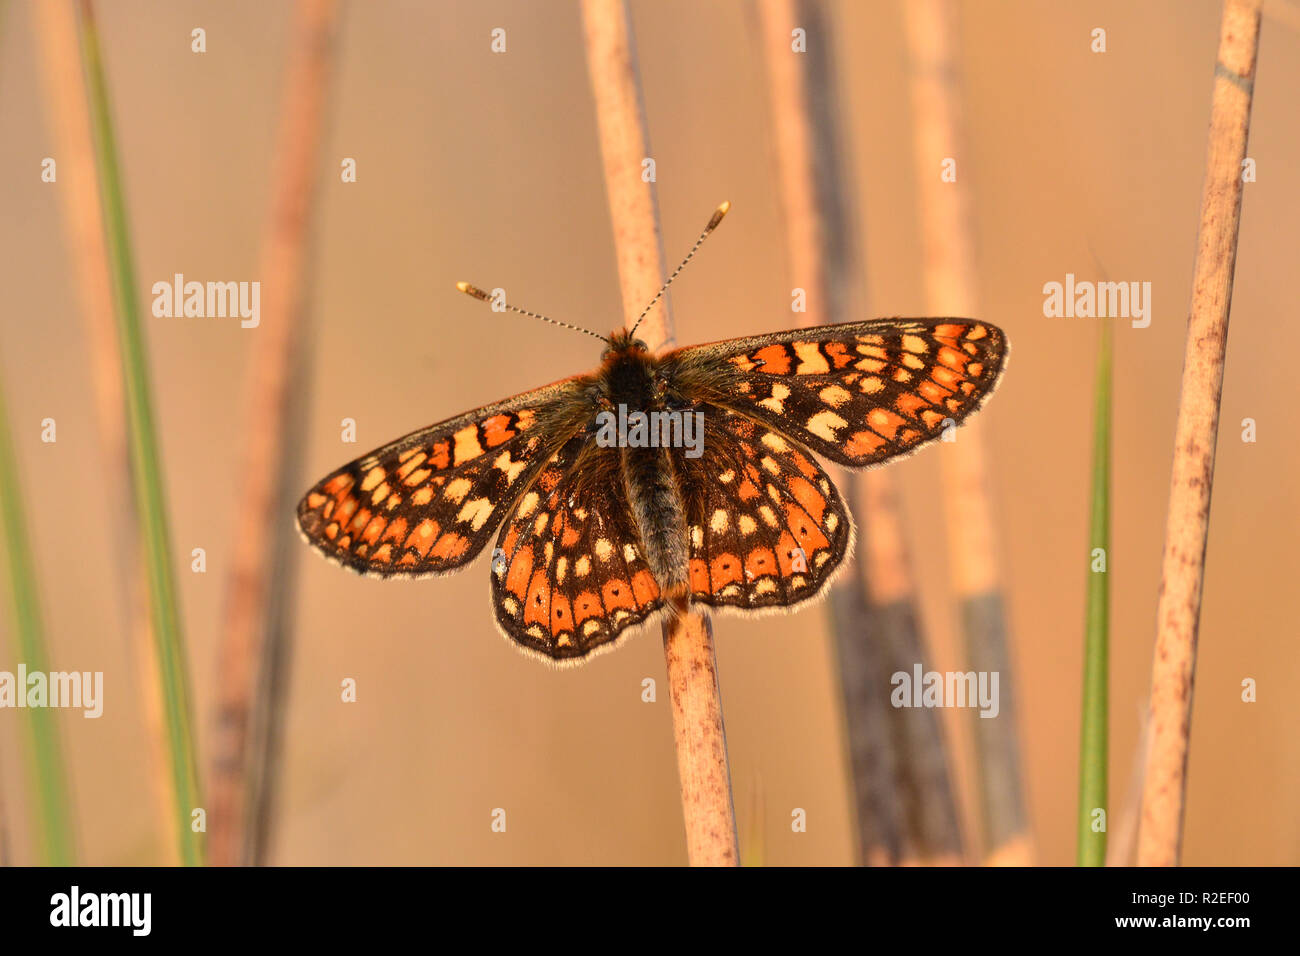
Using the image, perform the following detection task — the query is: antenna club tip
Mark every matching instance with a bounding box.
[457,281,492,302]
[707,200,731,230]
[718,200,731,214]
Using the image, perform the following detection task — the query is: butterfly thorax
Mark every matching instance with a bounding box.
[595,335,691,606]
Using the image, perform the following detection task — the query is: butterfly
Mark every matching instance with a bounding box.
[296,203,1008,665]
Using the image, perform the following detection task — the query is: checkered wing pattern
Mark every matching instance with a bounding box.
[296,381,583,577]
[674,407,852,611]
[490,436,663,661]
[298,313,1009,666]
[663,319,1007,469]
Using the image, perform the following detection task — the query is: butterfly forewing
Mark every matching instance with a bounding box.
[661,319,1007,469]
[295,380,586,577]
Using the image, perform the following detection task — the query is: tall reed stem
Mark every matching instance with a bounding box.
[209,0,340,868]
[580,0,739,866]
[33,0,169,862]
[0,366,76,865]
[1138,0,1261,867]
[1077,320,1111,866]
[79,0,204,866]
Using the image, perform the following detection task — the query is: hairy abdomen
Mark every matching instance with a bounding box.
[621,445,689,604]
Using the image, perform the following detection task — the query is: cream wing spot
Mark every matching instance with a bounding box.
[443,477,472,503]
[452,425,483,463]
[403,468,431,487]
[794,341,830,374]
[806,410,848,441]
[818,385,851,408]
[360,466,386,492]
[395,451,426,477]
[457,497,493,531]
[493,450,527,485]
[759,383,791,414]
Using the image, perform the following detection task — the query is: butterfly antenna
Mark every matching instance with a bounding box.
[629,200,731,338]
[456,282,609,343]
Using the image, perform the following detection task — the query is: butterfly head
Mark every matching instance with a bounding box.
[602,329,650,360]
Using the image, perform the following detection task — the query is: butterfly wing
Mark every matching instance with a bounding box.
[296,379,590,577]
[673,406,852,612]
[490,435,664,663]
[660,319,1007,468]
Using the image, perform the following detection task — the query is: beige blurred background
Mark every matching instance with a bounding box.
[1,0,1296,865]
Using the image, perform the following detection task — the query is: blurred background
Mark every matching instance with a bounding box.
[0,0,1296,865]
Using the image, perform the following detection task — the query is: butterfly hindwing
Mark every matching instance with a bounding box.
[674,406,852,611]
[491,436,664,662]
[296,380,585,577]
[660,319,1007,469]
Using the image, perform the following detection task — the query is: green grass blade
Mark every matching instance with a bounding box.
[78,1,204,866]
[0,369,76,865]
[1077,319,1112,866]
